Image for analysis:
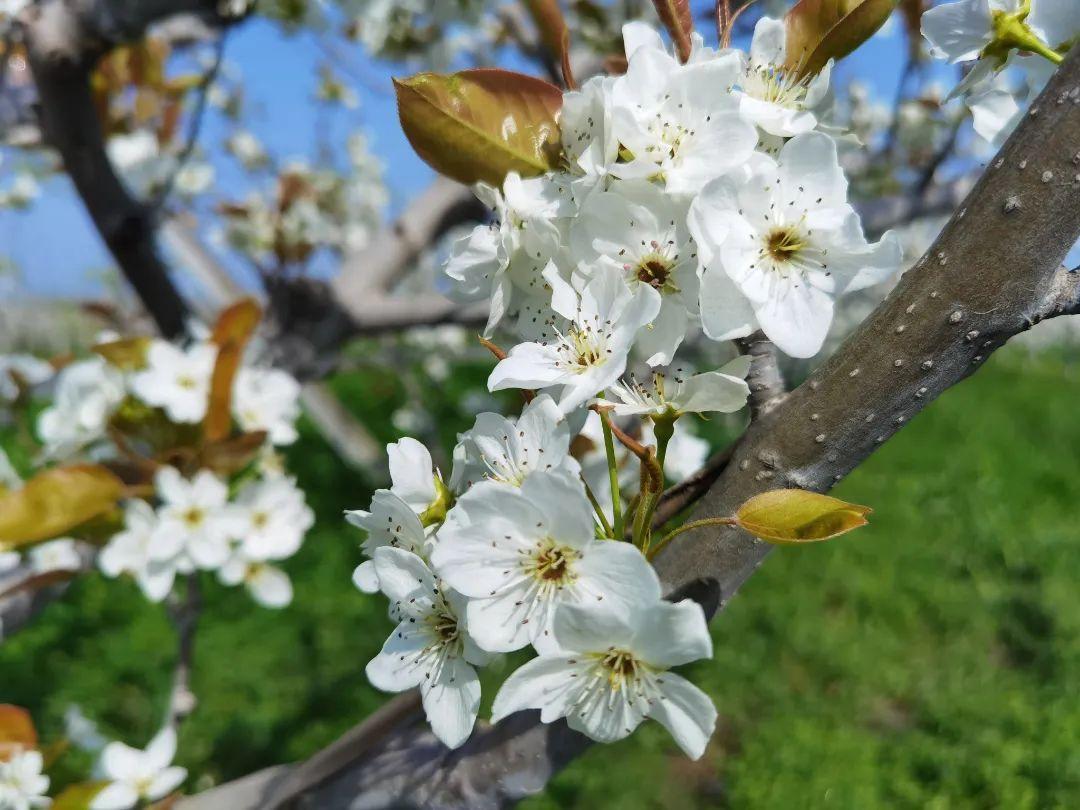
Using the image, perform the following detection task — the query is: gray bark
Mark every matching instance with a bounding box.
[177,44,1080,810]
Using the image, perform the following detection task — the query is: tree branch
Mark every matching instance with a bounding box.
[21,0,226,338]
[178,47,1080,810]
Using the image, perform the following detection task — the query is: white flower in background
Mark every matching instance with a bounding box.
[449,394,581,492]
[488,266,661,414]
[607,356,751,418]
[218,554,294,608]
[609,27,757,196]
[444,172,568,338]
[689,132,902,358]
[232,476,313,560]
[131,340,217,424]
[0,354,52,401]
[0,748,49,809]
[37,357,126,458]
[150,467,237,570]
[28,538,82,574]
[226,130,269,170]
[491,600,716,758]
[64,705,107,753]
[365,547,489,749]
[91,727,187,810]
[345,490,431,593]
[571,182,700,366]
[233,366,302,445]
[737,16,833,138]
[175,161,215,197]
[99,500,187,602]
[434,472,661,653]
[0,172,42,209]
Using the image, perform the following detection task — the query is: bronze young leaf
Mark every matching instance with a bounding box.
[734,488,872,544]
[395,68,563,186]
[785,0,899,78]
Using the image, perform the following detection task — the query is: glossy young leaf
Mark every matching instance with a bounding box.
[204,298,262,444]
[92,337,153,371]
[785,0,899,78]
[652,0,694,61]
[734,489,871,544]
[0,465,125,551]
[395,68,563,186]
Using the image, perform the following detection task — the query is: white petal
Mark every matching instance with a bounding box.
[550,601,636,654]
[371,547,437,608]
[387,437,436,512]
[488,343,567,392]
[673,369,750,414]
[248,565,293,608]
[90,782,140,810]
[921,0,993,61]
[421,656,480,749]
[648,671,717,759]
[144,726,177,772]
[352,560,380,593]
[750,16,787,65]
[147,766,188,799]
[490,655,587,724]
[519,472,594,548]
[99,742,143,781]
[365,622,431,692]
[752,271,834,358]
[632,599,713,668]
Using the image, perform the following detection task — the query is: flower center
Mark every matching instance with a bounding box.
[176,374,198,390]
[252,511,269,530]
[182,507,205,528]
[556,325,610,374]
[527,541,578,586]
[764,226,806,263]
[428,609,460,644]
[745,63,810,108]
[598,648,643,690]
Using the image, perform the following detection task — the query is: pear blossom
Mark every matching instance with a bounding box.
[150,467,238,570]
[37,357,125,457]
[607,356,751,419]
[99,500,186,602]
[385,437,446,516]
[488,266,661,414]
[218,554,293,608]
[448,393,581,492]
[130,340,217,424]
[91,727,187,809]
[491,599,716,758]
[570,182,699,365]
[433,472,661,653]
[232,366,302,445]
[28,538,82,574]
[345,490,431,593]
[737,16,834,138]
[688,132,902,358]
[608,29,757,196]
[0,748,49,809]
[365,547,489,749]
[231,476,313,560]
[559,75,617,199]
[444,172,569,338]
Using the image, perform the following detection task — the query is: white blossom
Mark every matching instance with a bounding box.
[491,599,717,759]
[0,748,49,810]
[365,547,489,749]
[570,182,699,365]
[689,132,902,357]
[232,366,302,445]
[28,538,82,574]
[130,341,217,424]
[150,467,238,570]
[37,357,126,458]
[0,354,52,402]
[737,16,833,138]
[607,356,751,418]
[488,266,661,414]
[608,26,758,196]
[448,393,581,492]
[433,472,661,653]
[99,500,185,602]
[231,476,313,561]
[345,490,431,593]
[91,727,187,810]
[218,555,294,608]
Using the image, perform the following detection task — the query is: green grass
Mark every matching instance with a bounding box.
[3,346,1080,806]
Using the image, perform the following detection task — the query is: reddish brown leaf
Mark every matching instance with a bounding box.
[203,299,262,444]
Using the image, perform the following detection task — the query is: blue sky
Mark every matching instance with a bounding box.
[1,7,917,301]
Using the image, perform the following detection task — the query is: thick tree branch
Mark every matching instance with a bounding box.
[21,0,225,338]
[178,46,1080,810]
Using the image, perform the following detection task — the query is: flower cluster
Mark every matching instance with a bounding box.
[447,20,902,364]
[348,18,916,758]
[1,321,313,610]
[921,0,1076,145]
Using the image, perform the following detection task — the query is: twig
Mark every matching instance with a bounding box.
[164,574,202,732]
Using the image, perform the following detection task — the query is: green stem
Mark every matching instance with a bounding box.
[636,417,675,553]
[599,410,624,540]
[582,476,614,539]
[647,516,736,561]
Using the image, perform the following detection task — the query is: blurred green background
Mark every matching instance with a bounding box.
[3,344,1079,808]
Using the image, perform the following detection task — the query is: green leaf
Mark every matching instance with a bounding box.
[51,782,109,810]
[734,489,871,545]
[0,465,125,552]
[785,0,899,78]
[395,68,563,186]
